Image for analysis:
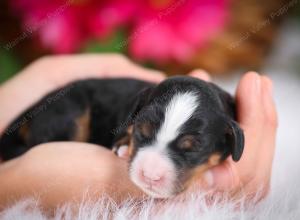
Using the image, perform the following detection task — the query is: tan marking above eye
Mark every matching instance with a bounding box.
[138,122,154,138]
[178,135,196,150]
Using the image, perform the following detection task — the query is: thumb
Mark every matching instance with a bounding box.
[202,72,262,191]
[203,160,241,190]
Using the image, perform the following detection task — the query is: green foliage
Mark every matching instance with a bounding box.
[83,31,127,54]
[0,50,21,84]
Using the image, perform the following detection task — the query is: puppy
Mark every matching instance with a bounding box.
[0,76,244,198]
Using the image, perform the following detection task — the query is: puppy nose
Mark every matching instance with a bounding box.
[140,170,164,186]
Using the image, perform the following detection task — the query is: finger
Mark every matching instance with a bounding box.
[201,73,277,193]
[113,65,166,83]
[188,69,212,82]
[202,159,241,191]
[98,54,166,83]
[255,76,277,179]
[235,72,264,131]
[233,72,265,169]
[261,76,277,131]
[202,72,263,190]
[236,74,276,162]
[51,54,166,84]
[233,72,266,177]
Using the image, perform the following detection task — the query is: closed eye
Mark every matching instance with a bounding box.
[177,135,199,151]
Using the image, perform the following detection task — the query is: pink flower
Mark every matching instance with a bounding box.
[129,0,229,63]
[11,0,229,62]
[11,0,136,53]
[86,1,136,38]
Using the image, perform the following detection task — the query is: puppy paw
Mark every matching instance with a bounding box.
[112,145,130,159]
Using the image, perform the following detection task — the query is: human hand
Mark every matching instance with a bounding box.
[0,69,232,210]
[0,142,143,210]
[0,54,164,208]
[0,59,276,209]
[0,53,165,134]
[189,70,278,199]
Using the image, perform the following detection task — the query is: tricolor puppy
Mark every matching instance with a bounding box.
[0,76,244,198]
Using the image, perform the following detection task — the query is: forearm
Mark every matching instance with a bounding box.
[0,143,144,210]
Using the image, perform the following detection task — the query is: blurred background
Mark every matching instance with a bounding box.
[0,0,300,191]
[0,0,299,82]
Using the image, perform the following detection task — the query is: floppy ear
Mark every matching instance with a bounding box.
[226,120,245,161]
[129,87,154,121]
[112,86,153,145]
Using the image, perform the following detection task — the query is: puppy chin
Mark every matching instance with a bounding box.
[129,149,178,198]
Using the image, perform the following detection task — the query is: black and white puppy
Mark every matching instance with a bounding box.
[0,76,244,198]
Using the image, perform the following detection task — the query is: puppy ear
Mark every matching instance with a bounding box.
[226,120,244,161]
[113,87,153,142]
[129,87,154,120]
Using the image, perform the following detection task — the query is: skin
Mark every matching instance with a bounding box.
[189,70,277,200]
[0,54,277,211]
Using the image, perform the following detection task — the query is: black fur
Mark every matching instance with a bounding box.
[0,78,153,160]
[129,76,244,176]
[0,76,244,170]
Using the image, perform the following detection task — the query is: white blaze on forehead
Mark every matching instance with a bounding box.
[156,92,198,148]
[129,92,198,197]
[129,92,199,197]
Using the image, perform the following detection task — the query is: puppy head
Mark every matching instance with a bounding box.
[127,76,244,198]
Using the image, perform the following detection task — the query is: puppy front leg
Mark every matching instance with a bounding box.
[112,126,134,160]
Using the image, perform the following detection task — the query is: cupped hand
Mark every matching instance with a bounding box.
[0,55,277,209]
[0,53,165,209]
[190,70,278,199]
[0,142,143,210]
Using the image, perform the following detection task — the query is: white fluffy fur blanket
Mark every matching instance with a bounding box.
[1,21,300,220]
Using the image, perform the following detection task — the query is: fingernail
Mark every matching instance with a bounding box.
[203,171,214,188]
